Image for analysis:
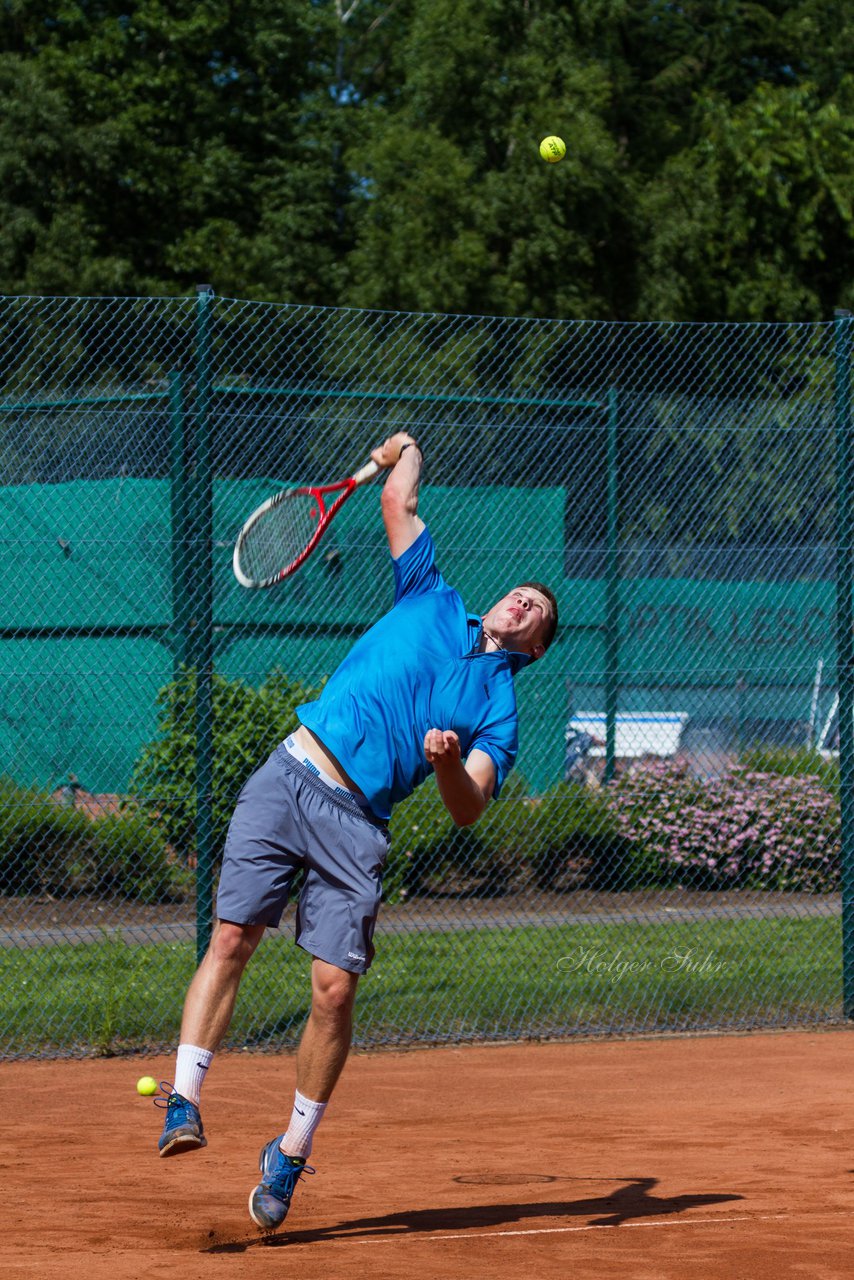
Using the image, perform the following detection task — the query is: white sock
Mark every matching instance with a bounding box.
[280,1090,327,1158]
[174,1044,213,1106]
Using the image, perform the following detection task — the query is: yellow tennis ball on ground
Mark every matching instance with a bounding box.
[137,1075,158,1096]
[539,135,566,163]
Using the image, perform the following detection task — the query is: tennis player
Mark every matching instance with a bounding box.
[155,432,558,1231]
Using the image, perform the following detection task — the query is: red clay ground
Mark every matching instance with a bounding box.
[2,1030,853,1280]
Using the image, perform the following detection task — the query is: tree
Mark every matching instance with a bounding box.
[638,81,854,319]
[130,667,315,861]
[0,2,354,298]
[2,0,854,319]
[344,0,636,317]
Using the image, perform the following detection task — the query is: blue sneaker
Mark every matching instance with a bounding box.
[248,1135,314,1231]
[155,1086,207,1158]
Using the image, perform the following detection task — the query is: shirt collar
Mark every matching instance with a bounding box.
[466,616,533,675]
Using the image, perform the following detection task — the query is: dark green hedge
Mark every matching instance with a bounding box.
[0,776,190,903]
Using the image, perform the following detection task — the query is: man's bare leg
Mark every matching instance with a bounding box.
[294,958,360,1102]
[159,919,265,1157]
[179,919,266,1049]
[248,958,361,1229]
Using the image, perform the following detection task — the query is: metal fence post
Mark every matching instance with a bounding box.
[168,371,190,674]
[604,388,620,783]
[192,286,215,965]
[834,309,854,1018]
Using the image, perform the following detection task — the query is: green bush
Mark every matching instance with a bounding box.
[0,777,92,894]
[387,774,543,900]
[89,809,194,903]
[386,777,455,900]
[384,775,640,900]
[459,774,539,894]
[527,783,642,890]
[130,666,316,864]
[608,759,840,892]
[738,745,839,792]
[0,775,187,901]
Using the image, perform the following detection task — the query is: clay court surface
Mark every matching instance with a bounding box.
[2,1029,853,1279]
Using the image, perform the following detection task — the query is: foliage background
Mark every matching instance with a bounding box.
[129,667,315,862]
[3,0,853,319]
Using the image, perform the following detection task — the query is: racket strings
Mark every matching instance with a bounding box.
[238,492,320,583]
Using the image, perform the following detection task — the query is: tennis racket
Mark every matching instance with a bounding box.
[232,458,380,588]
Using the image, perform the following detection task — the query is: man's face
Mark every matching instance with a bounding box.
[482,585,553,660]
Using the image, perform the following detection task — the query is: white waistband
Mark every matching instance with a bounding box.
[283,735,369,806]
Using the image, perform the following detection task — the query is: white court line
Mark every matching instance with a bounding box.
[275,1206,853,1250]
[347,1210,804,1245]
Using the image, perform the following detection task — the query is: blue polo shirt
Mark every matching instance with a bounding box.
[297,526,530,821]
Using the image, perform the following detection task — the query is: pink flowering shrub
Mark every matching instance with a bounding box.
[607,760,840,892]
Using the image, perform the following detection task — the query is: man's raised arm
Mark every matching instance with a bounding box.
[372,432,425,560]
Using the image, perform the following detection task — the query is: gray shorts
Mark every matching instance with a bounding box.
[216,744,391,974]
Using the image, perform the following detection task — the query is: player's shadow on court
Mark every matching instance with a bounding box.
[204,1175,743,1251]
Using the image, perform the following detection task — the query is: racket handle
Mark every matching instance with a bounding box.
[351,459,381,486]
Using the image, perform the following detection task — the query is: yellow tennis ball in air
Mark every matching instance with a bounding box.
[137,1075,158,1096]
[539,135,566,163]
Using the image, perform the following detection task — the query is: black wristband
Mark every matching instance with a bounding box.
[398,441,423,460]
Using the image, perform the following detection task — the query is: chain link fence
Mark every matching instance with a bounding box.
[2,294,852,1057]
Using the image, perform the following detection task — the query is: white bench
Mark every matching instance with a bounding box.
[568,712,688,759]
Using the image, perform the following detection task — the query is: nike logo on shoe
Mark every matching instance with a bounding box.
[295,1107,305,1115]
